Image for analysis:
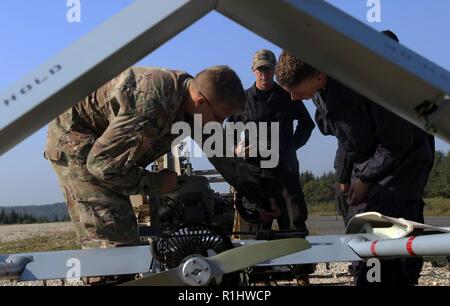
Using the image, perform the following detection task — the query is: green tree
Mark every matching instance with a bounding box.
[425,150,450,198]
[302,171,336,205]
[440,152,450,197]
[300,171,315,185]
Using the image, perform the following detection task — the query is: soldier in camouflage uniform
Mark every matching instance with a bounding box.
[45,65,280,250]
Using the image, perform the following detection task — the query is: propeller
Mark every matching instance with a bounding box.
[120,237,310,286]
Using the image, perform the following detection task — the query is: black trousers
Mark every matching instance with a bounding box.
[340,162,430,286]
[276,163,309,232]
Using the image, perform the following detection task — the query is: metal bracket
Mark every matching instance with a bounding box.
[414,94,450,132]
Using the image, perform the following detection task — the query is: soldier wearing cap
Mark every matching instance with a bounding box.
[231,49,315,232]
[229,49,315,285]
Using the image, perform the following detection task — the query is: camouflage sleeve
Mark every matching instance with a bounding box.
[85,68,174,197]
[86,113,164,196]
[87,67,192,195]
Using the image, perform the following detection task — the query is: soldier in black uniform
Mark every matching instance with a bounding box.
[230,49,315,232]
[275,32,435,285]
[229,49,315,285]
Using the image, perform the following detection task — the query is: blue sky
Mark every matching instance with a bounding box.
[1,0,449,206]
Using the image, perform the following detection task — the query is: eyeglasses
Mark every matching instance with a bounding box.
[198,91,225,123]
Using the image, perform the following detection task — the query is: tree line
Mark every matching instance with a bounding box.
[0,209,70,225]
[301,150,450,205]
[1,151,448,223]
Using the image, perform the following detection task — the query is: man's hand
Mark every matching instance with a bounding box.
[235,139,257,158]
[259,198,281,224]
[158,169,178,194]
[337,182,350,193]
[348,178,370,206]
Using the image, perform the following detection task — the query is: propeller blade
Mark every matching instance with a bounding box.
[120,238,310,286]
[120,266,185,286]
[208,238,310,277]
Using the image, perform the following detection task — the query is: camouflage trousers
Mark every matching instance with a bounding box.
[50,154,140,249]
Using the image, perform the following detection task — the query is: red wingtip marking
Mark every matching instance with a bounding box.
[406,236,417,256]
[370,240,379,257]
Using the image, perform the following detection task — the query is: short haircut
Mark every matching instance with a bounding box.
[275,51,319,88]
[194,65,245,111]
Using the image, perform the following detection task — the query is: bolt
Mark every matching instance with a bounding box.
[197,280,202,284]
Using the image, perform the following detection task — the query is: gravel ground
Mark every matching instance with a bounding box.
[1,262,448,286]
[308,262,450,286]
[0,222,74,243]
